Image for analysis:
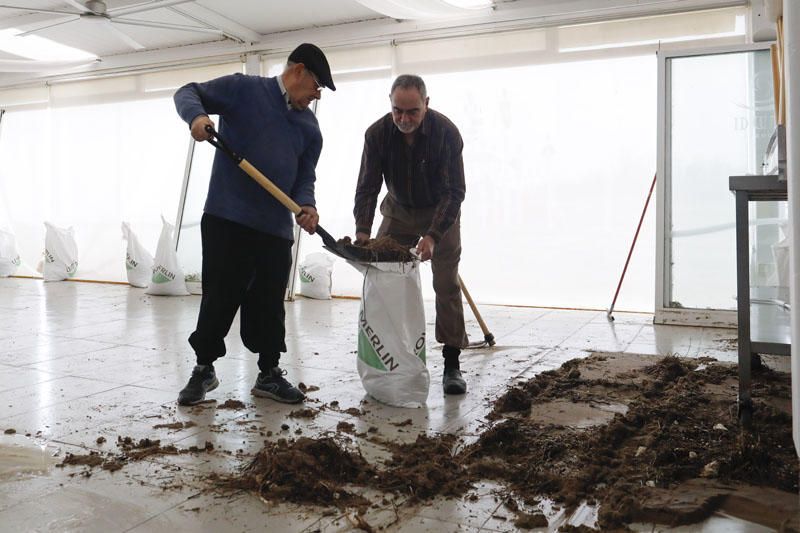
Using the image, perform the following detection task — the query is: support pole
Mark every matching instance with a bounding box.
[782,1,800,458]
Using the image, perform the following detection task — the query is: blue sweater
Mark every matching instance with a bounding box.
[174,74,321,242]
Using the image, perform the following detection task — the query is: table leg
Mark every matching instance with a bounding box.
[735,190,753,423]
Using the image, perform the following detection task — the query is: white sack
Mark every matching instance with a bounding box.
[772,222,790,288]
[298,252,334,300]
[0,229,20,277]
[352,260,429,408]
[145,217,189,296]
[121,222,154,288]
[43,222,78,282]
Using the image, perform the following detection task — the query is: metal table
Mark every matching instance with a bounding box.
[729,174,790,423]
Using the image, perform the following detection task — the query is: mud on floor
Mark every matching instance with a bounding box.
[226,353,798,530]
[56,353,798,530]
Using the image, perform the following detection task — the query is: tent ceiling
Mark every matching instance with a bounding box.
[0,0,745,86]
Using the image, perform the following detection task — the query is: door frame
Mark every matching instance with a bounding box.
[655,42,774,326]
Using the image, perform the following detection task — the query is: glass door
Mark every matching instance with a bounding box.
[656,43,776,325]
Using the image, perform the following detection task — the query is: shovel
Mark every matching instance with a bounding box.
[203,125,367,262]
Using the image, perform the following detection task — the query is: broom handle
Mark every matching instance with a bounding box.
[608,172,657,316]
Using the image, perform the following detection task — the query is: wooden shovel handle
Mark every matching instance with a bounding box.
[204,125,302,215]
[459,274,490,336]
[238,159,302,216]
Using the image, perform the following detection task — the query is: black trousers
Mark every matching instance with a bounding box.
[188,213,293,371]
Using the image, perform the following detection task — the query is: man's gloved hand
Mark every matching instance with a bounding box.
[296,206,319,234]
[354,231,370,246]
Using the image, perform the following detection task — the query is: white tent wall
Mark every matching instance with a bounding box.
[0,7,745,312]
[282,7,746,312]
[0,61,242,282]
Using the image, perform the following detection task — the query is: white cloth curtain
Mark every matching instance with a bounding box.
[291,7,745,312]
[0,6,745,311]
[0,61,242,282]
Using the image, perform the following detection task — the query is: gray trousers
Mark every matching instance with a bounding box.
[377,196,469,349]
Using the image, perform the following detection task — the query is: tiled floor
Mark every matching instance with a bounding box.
[0,278,784,532]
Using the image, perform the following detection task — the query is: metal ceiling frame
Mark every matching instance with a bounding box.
[0,0,261,51]
[0,0,747,90]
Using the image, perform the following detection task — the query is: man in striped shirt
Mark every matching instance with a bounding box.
[354,74,469,395]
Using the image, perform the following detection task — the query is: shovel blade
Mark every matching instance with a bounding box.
[315,226,415,263]
[316,226,364,262]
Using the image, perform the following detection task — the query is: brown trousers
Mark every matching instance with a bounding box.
[377,196,469,349]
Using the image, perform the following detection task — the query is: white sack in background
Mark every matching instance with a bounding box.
[352,260,429,408]
[121,222,153,288]
[298,252,334,300]
[772,222,790,288]
[0,229,20,277]
[145,217,189,296]
[43,222,78,282]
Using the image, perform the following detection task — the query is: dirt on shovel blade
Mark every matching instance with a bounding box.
[337,236,415,263]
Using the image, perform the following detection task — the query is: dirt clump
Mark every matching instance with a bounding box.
[58,451,124,472]
[336,421,355,434]
[217,399,247,410]
[230,437,376,508]
[514,510,548,529]
[59,451,105,468]
[153,421,197,430]
[116,436,179,460]
[288,408,318,419]
[336,235,415,262]
[298,383,320,393]
[376,433,472,500]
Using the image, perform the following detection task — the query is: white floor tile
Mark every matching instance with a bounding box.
[0,278,755,532]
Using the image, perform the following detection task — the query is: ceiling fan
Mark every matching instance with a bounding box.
[0,0,223,51]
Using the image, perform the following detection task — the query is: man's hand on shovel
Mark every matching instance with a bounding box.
[354,232,370,246]
[201,124,365,262]
[190,115,215,142]
[296,206,319,235]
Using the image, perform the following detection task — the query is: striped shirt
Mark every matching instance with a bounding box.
[354,109,466,242]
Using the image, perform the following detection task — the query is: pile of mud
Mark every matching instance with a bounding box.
[475,355,797,528]
[231,354,797,530]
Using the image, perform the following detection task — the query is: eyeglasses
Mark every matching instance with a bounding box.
[307,69,324,92]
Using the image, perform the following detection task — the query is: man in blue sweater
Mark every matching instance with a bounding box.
[173,43,335,405]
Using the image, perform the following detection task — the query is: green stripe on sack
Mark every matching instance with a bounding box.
[358,328,387,371]
[152,271,172,284]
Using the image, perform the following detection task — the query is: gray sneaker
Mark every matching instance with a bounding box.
[251,367,305,404]
[177,365,219,405]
